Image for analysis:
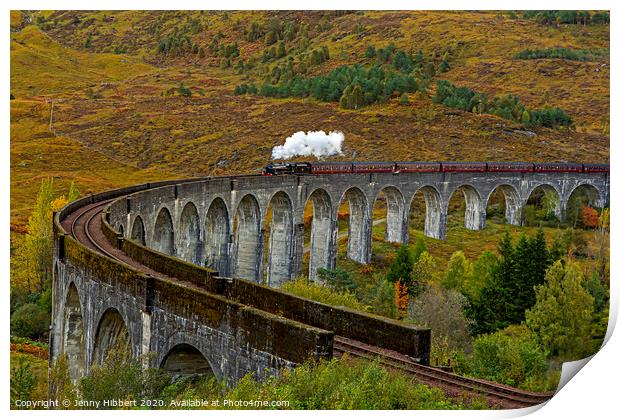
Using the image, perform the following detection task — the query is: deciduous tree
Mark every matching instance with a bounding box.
[526,261,594,360]
[442,251,471,292]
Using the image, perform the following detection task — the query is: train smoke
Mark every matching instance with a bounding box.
[271,131,344,160]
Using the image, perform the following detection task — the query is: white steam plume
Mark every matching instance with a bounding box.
[271,131,344,160]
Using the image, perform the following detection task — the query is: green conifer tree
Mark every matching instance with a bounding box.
[386,245,414,289]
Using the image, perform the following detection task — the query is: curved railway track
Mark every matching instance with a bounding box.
[68,199,116,258]
[62,196,556,410]
[333,336,554,408]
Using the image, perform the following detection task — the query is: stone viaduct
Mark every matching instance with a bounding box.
[51,167,608,384]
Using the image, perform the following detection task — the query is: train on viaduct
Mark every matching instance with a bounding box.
[51,161,609,386]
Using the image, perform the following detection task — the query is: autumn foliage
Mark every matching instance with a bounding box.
[581,205,599,229]
[10,343,49,360]
[394,280,409,319]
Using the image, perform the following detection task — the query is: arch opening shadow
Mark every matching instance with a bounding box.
[178,202,202,265]
[524,185,561,227]
[63,284,86,381]
[485,185,521,226]
[566,184,603,228]
[264,192,293,288]
[205,198,231,275]
[92,308,131,366]
[338,187,370,264]
[304,189,334,280]
[161,343,214,377]
[153,207,175,256]
[233,195,262,283]
[409,186,443,239]
[131,216,146,245]
[448,185,484,231]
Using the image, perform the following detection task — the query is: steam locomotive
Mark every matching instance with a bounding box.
[263,161,609,175]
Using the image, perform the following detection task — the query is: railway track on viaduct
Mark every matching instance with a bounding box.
[61,192,555,409]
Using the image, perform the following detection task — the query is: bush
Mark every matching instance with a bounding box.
[10,303,50,339]
[281,278,368,312]
[409,284,473,360]
[177,82,192,97]
[457,325,548,389]
[10,356,37,408]
[367,278,398,318]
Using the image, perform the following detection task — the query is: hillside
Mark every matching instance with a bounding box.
[10,10,610,225]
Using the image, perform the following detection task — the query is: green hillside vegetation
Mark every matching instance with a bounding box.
[433,80,572,128]
[515,47,609,62]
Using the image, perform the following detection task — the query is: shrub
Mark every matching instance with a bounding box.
[177,82,192,97]
[48,354,77,408]
[411,251,435,297]
[457,325,548,389]
[10,303,50,339]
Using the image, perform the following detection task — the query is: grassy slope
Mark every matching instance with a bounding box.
[10,98,170,226]
[10,24,171,226]
[10,25,155,97]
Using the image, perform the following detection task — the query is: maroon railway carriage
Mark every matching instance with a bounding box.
[352,162,396,173]
[309,162,353,174]
[441,162,488,172]
[395,162,442,173]
[487,162,535,172]
[534,163,582,172]
[582,163,610,173]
